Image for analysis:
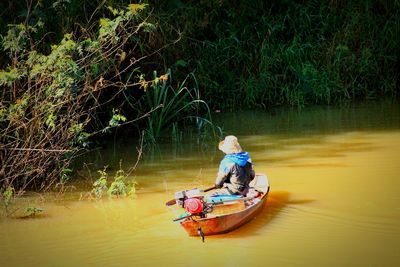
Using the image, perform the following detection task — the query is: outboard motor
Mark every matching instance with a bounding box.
[174,188,205,215]
[184,198,203,214]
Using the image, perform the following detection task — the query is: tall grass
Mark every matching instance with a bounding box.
[143,71,217,143]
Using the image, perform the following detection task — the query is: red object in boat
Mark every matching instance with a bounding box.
[173,174,270,236]
[184,198,203,214]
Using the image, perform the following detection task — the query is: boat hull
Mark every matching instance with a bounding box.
[180,194,268,236]
[179,174,269,236]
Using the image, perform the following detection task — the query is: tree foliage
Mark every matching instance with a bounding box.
[0,2,166,192]
[0,0,398,192]
[149,0,399,109]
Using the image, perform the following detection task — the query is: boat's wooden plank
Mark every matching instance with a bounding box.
[209,200,246,216]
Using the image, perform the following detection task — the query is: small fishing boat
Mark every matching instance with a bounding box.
[166,174,270,237]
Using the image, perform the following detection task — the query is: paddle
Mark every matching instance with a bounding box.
[165,185,216,206]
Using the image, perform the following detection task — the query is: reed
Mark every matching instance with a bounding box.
[143,71,215,143]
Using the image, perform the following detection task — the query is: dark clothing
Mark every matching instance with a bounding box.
[215,152,255,195]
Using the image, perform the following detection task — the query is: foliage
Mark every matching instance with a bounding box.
[24,206,44,217]
[108,109,127,128]
[143,71,216,142]
[91,164,137,199]
[107,168,128,197]
[1,0,397,193]
[0,186,14,216]
[0,3,162,192]
[107,164,137,198]
[1,186,14,208]
[150,0,399,109]
[91,168,108,199]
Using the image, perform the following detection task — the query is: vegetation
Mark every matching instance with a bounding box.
[23,206,44,218]
[0,185,14,216]
[143,71,215,142]
[0,2,206,193]
[149,0,399,109]
[91,168,108,199]
[0,0,398,193]
[107,166,136,198]
[0,3,148,192]
[90,164,137,199]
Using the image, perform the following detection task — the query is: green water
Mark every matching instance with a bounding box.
[1,100,399,267]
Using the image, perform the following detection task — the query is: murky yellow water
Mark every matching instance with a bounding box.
[1,102,400,267]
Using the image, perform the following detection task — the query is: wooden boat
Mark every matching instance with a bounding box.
[168,174,270,236]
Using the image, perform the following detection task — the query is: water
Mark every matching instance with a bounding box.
[1,100,399,267]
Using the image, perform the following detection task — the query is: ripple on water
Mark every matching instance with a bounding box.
[289,204,400,237]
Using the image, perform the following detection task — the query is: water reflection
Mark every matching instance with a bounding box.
[212,99,400,137]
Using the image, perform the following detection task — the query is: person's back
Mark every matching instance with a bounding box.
[215,136,255,196]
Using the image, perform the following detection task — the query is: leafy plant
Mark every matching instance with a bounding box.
[3,186,14,205]
[1,186,14,216]
[24,207,44,217]
[90,164,137,199]
[91,168,108,199]
[107,163,137,198]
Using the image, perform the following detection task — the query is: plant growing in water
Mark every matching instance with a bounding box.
[91,164,137,199]
[91,167,109,199]
[24,207,44,217]
[143,71,216,143]
[107,163,137,198]
[1,186,14,216]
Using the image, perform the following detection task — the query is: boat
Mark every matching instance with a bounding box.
[166,174,270,237]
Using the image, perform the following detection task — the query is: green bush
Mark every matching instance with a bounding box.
[0,3,159,191]
[151,0,399,109]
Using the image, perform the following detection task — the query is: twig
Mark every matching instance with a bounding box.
[0,148,73,152]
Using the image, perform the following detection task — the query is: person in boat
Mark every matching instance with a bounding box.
[214,135,255,196]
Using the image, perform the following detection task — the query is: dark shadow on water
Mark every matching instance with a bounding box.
[208,191,316,239]
[14,213,50,220]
